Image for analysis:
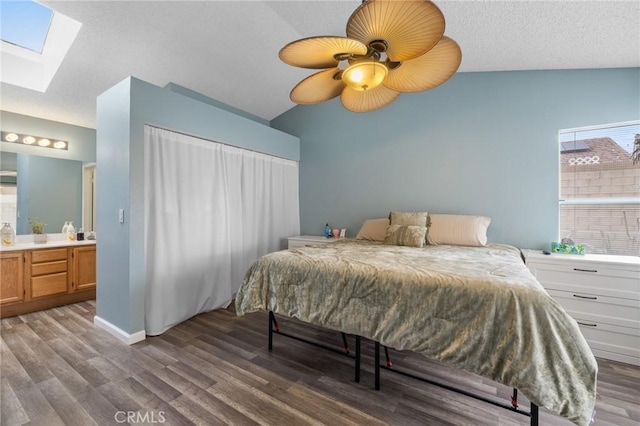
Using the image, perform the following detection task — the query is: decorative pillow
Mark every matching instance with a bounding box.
[355,218,390,241]
[427,214,491,247]
[384,225,427,248]
[389,211,429,227]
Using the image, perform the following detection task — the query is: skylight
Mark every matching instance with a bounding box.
[0,2,81,92]
[1,1,53,53]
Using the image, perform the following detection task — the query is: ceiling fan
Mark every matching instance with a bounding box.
[279,0,461,113]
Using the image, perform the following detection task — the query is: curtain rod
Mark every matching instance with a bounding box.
[144,123,298,163]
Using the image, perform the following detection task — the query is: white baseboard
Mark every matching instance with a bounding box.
[93,315,146,345]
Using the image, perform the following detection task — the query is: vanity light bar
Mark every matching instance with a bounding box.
[1,131,68,151]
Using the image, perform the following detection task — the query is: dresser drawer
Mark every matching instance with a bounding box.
[530,264,639,300]
[31,248,68,264]
[31,260,68,277]
[31,273,68,298]
[528,259,638,279]
[549,289,639,328]
[575,320,640,363]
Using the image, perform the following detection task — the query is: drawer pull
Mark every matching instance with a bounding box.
[577,321,597,327]
[572,294,597,300]
[573,268,597,273]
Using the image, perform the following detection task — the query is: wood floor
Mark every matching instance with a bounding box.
[1,301,638,426]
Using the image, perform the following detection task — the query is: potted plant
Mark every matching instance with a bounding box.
[29,218,47,244]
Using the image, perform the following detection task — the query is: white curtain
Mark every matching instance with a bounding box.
[144,126,299,336]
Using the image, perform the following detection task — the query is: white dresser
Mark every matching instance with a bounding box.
[524,250,640,366]
[287,235,339,249]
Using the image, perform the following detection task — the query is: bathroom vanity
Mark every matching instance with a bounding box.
[1,239,96,318]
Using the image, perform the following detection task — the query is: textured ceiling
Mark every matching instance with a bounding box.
[1,0,638,129]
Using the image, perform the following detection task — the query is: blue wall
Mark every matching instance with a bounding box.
[96,77,300,336]
[164,83,270,126]
[271,68,640,249]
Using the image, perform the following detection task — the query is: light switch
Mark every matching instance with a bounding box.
[119,209,124,223]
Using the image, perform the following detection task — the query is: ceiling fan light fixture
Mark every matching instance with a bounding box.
[342,61,387,91]
[280,0,460,112]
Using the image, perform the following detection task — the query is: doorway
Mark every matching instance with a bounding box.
[82,163,96,232]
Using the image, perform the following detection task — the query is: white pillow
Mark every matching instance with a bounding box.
[356,218,390,241]
[427,214,491,247]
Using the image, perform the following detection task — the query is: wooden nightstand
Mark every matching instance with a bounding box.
[287,235,339,249]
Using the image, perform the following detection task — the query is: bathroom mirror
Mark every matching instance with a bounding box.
[0,152,95,235]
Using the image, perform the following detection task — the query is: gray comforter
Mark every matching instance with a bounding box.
[235,240,597,425]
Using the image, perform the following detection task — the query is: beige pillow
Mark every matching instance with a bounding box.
[389,211,429,227]
[427,214,491,247]
[384,225,427,248]
[355,218,389,241]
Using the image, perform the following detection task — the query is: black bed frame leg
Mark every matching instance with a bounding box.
[341,332,350,354]
[355,336,361,383]
[375,341,381,390]
[268,311,275,351]
[530,403,539,426]
[384,346,393,367]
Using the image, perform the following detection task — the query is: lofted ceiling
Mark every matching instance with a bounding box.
[1,0,638,129]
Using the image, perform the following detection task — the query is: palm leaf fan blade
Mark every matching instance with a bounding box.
[290,68,345,104]
[279,36,368,69]
[340,84,400,113]
[384,36,462,93]
[346,0,445,62]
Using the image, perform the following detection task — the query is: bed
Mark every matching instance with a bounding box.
[235,239,597,426]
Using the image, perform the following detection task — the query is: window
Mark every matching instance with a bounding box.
[0,183,17,230]
[559,121,640,256]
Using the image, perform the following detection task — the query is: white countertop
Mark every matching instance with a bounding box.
[0,233,96,252]
[522,248,640,267]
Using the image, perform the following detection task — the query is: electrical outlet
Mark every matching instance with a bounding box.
[119,209,124,223]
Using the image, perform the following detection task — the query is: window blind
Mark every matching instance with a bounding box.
[559,122,640,256]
